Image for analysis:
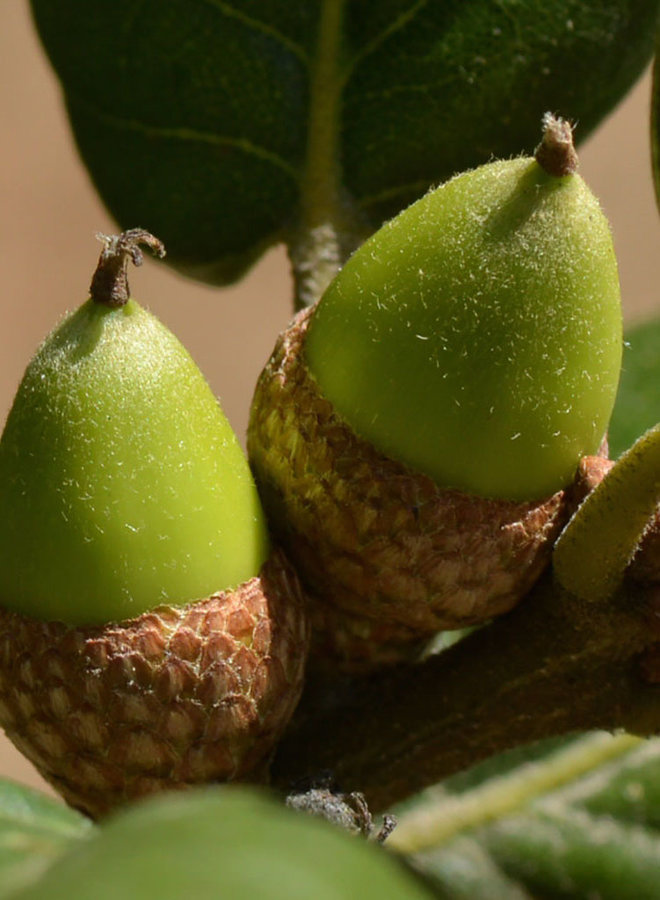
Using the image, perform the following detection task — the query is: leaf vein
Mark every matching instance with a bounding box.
[342,0,429,84]
[198,0,309,65]
[68,96,300,182]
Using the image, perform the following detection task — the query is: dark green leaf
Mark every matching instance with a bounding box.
[30,0,658,284]
[0,779,90,899]
[609,318,660,457]
[393,733,660,899]
[30,0,314,284]
[342,0,659,222]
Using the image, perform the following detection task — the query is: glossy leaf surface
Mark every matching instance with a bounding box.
[30,0,658,283]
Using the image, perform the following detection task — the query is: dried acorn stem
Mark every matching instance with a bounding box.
[535,112,579,176]
[90,229,166,308]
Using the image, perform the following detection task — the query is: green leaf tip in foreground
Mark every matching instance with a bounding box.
[30,0,659,287]
[553,423,660,602]
[0,779,90,900]
[9,786,433,900]
[394,732,660,900]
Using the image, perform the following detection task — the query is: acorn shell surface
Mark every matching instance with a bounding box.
[248,308,571,659]
[0,297,269,626]
[304,157,622,502]
[0,550,309,819]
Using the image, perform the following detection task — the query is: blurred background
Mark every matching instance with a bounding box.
[1,1,660,801]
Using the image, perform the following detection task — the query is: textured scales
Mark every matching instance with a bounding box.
[0,550,309,819]
[308,597,430,672]
[248,309,575,667]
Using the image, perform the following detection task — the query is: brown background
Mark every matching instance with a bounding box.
[1,1,659,800]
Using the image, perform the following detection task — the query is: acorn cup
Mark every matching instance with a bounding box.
[248,115,623,671]
[0,231,309,819]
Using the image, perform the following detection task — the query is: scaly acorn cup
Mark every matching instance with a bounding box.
[248,116,622,671]
[0,231,309,818]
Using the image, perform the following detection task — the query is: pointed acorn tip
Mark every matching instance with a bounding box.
[90,229,166,308]
[535,112,579,177]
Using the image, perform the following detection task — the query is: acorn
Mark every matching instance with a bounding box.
[0,231,309,818]
[248,115,622,670]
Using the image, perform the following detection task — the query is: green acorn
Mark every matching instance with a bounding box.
[248,116,622,670]
[0,231,309,817]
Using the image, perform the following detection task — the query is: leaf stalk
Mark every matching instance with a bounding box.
[288,0,363,310]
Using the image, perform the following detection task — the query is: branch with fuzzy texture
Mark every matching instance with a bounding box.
[272,573,658,811]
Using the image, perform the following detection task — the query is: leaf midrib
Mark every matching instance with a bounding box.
[298,0,347,229]
[389,732,642,854]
